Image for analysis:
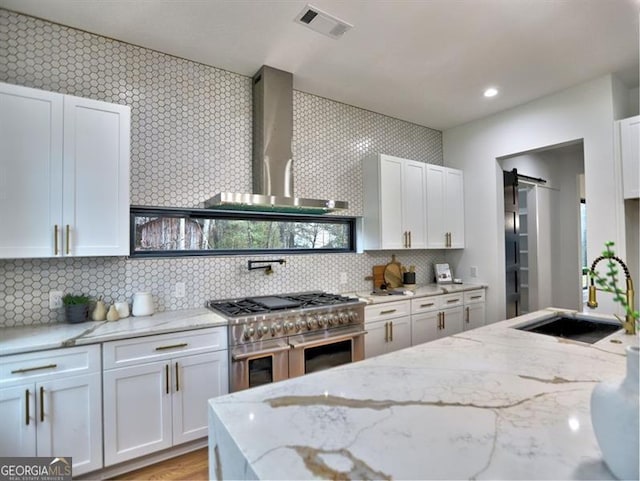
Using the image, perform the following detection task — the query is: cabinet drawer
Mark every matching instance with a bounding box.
[411,296,442,314]
[441,293,463,309]
[365,300,410,323]
[0,345,101,387]
[464,289,485,304]
[103,327,227,370]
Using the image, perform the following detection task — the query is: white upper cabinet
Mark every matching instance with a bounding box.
[619,115,639,199]
[363,153,427,250]
[425,165,465,248]
[0,82,130,258]
[0,83,64,258]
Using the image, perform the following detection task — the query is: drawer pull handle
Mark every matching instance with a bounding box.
[470,295,482,299]
[165,365,169,394]
[437,312,442,329]
[11,364,58,374]
[380,309,397,315]
[384,322,389,342]
[446,299,460,304]
[175,362,180,392]
[390,321,394,341]
[420,303,434,308]
[40,387,44,422]
[466,306,470,323]
[25,389,30,426]
[155,343,188,351]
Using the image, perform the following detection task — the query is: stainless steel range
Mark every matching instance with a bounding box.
[207,291,366,392]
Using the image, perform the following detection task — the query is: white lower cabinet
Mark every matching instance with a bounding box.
[410,289,486,346]
[103,328,228,466]
[463,289,486,331]
[0,345,102,476]
[364,301,412,358]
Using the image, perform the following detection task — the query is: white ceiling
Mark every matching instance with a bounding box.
[1,0,638,130]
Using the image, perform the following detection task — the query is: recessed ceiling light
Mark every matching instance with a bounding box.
[484,87,499,98]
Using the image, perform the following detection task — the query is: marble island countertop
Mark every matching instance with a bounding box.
[0,308,227,356]
[208,308,638,480]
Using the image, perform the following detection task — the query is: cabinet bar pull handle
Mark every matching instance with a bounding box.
[384,322,389,342]
[437,312,441,329]
[165,365,169,394]
[25,389,30,426]
[466,307,470,323]
[420,303,434,308]
[408,231,411,248]
[11,364,57,374]
[390,321,394,341]
[65,224,70,255]
[155,343,188,351]
[443,312,446,328]
[380,309,396,315]
[54,225,59,255]
[39,387,44,422]
[175,362,180,392]
[403,231,407,248]
[447,299,460,304]
[470,295,482,299]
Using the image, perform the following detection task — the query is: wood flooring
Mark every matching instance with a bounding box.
[111,448,208,481]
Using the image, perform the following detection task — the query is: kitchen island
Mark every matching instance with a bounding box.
[208,308,638,480]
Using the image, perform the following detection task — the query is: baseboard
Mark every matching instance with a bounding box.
[75,438,208,480]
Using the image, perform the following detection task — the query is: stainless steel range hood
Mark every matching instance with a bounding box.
[204,66,348,214]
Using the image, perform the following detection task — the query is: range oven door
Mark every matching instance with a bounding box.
[230,338,290,392]
[288,326,366,378]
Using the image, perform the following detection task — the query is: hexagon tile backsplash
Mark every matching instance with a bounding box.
[0,9,446,327]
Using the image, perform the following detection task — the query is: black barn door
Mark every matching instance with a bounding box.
[504,169,520,318]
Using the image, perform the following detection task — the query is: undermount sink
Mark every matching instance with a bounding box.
[515,315,621,344]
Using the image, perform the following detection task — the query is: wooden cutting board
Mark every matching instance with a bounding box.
[384,254,403,288]
[372,265,386,290]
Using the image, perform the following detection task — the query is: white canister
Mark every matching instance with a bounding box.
[132,292,154,317]
[115,301,130,319]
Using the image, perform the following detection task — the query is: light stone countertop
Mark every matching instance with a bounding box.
[0,308,228,357]
[208,308,639,480]
[345,282,487,305]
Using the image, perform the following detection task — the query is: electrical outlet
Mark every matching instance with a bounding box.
[339,272,348,284]
[175,282,186,298]
[49,290,63,309]
[470,266,478,278]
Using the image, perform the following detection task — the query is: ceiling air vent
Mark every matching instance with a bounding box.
[294,4,353,39]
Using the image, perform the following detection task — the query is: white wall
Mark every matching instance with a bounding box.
[443,75,627,323]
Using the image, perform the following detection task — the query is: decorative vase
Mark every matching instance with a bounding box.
[115,301,130,318]
[65,304,89,324]
[591,345,639,480]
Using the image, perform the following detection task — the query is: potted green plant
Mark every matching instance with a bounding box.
[62,294,91,324]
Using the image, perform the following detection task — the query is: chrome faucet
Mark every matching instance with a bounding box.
[588,254,636,335]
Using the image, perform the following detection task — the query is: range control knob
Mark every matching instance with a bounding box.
[295,320,304,332]
[257,325,269,337]
[337,313,346,324]
[317,316,327,328]
[243,326,255,340]
[349,311,359,323]
[271,323,281,335]
[283,321,295,333]
[307,317,317,329]
[327,316,337,326]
